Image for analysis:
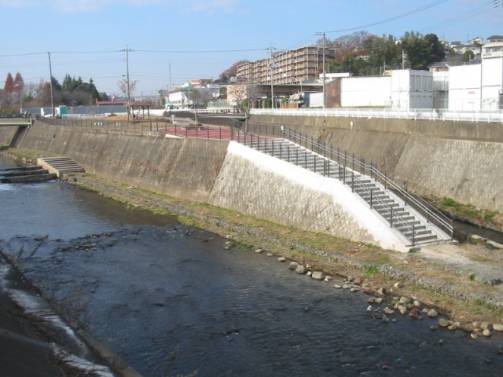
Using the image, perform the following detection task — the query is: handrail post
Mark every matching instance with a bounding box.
[314,155,317,172]
[412,223,416,246]
[351,171,354,192]
[390,206,394,227]
[219,127,222,140]
[287,143,290,162]
[370,188,373,209]
[352,153,355,171]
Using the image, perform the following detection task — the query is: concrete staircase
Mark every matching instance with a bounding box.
[37,157,85,178]
[0,166,56,184]
[240,137,451,247]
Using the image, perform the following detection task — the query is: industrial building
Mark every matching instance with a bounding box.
[448,38,503,111]
[236,46,336,85]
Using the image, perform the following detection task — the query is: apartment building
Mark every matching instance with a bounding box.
[237,46,336,85]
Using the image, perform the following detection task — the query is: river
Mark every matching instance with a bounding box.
[0,156,502,377]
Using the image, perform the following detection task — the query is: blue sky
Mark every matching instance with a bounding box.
[0,0,502,95]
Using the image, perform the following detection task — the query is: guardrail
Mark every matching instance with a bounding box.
[250,108,503,123]
[240,123,454,238]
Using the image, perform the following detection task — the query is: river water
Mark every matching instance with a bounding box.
[0,156,502,377]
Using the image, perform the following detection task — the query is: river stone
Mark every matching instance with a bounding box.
[266,252,273,257]
[399,296,410,305]
[486,240,503,249]
[483,329,492,337]
[384,307,395,315]
[312,271,324,281]
[255,248,264,254]
[427,309,439,318]
[333,284,342,289]
[438,318,450,328]
[397,305,408,315]
[295,265,306,274]
[480,322,490,330]
[493,324,503,332]
[277,257,286,263]
[288,262,298,271]
[324,275,332,282]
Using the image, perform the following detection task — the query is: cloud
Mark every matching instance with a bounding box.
[0,0,239,13]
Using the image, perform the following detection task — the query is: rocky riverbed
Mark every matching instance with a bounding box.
[1,226,503,377]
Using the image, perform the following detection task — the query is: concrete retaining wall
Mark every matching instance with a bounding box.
[209,142,407,250]
[0,128,18,146]
[15,122,229,202]
[249,115,503,212]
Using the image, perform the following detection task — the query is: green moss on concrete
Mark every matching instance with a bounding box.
[441,197,501,229]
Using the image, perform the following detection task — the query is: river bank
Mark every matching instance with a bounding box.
[41,159,503,330]
[2,148,503,329]
[1,151,503,376]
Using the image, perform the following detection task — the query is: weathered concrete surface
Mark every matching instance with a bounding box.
[209,142,407,250]
[15,122,229,202]
[249,115,503,212]
[0,128,17,146]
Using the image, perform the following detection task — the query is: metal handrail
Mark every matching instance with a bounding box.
[234,123,454,237]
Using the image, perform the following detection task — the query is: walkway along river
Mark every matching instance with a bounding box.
[0,157,502,377]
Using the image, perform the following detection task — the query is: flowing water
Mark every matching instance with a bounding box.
[0,156,502,377]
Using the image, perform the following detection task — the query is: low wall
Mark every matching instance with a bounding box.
[16,122,229,202]
[249,115,503,212]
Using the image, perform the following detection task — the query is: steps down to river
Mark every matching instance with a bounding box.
[0,166,56,183]
[37,157,85,178]
[241,138,451,247]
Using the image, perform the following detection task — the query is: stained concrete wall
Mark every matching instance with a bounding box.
[209,142,407,251]
[0,128,18,146]
[15,122,229,202]
[249,115,503,212]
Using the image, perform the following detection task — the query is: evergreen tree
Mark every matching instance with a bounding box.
[4,73,14,94]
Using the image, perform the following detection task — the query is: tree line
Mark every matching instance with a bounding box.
[322,31,446,75]
[0,73,109,112]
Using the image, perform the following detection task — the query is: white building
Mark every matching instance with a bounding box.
[165,81,221,109]
[448,39,503,111]
[339,70,433,110]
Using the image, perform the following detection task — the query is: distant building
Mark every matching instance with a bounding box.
[164,80,221,109]
[236,46,337,85]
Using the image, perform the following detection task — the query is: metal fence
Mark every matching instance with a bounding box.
[250,108,503,123]
[241,123,454,238]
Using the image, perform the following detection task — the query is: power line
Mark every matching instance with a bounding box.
[323,0,449,34]
[132,48,269,54]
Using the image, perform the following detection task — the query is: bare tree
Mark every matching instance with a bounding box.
[117,79,138,99]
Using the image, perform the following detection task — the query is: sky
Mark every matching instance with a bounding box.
[0,0,502,96]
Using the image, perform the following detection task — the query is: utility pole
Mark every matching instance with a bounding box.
[269,47,275,109]
[47,52,55,117]
[315,32,327,109]
[401,49,406,70]
[322,32,327,109]
[168,62,172,91]
[123,46,132,122]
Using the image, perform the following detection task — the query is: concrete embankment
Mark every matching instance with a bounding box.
[248,115,503,215]
[1,123,228,203]
[1,121,408,250]
[209,142,406,250]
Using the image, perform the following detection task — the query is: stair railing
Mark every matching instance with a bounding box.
[232,124,454,238]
